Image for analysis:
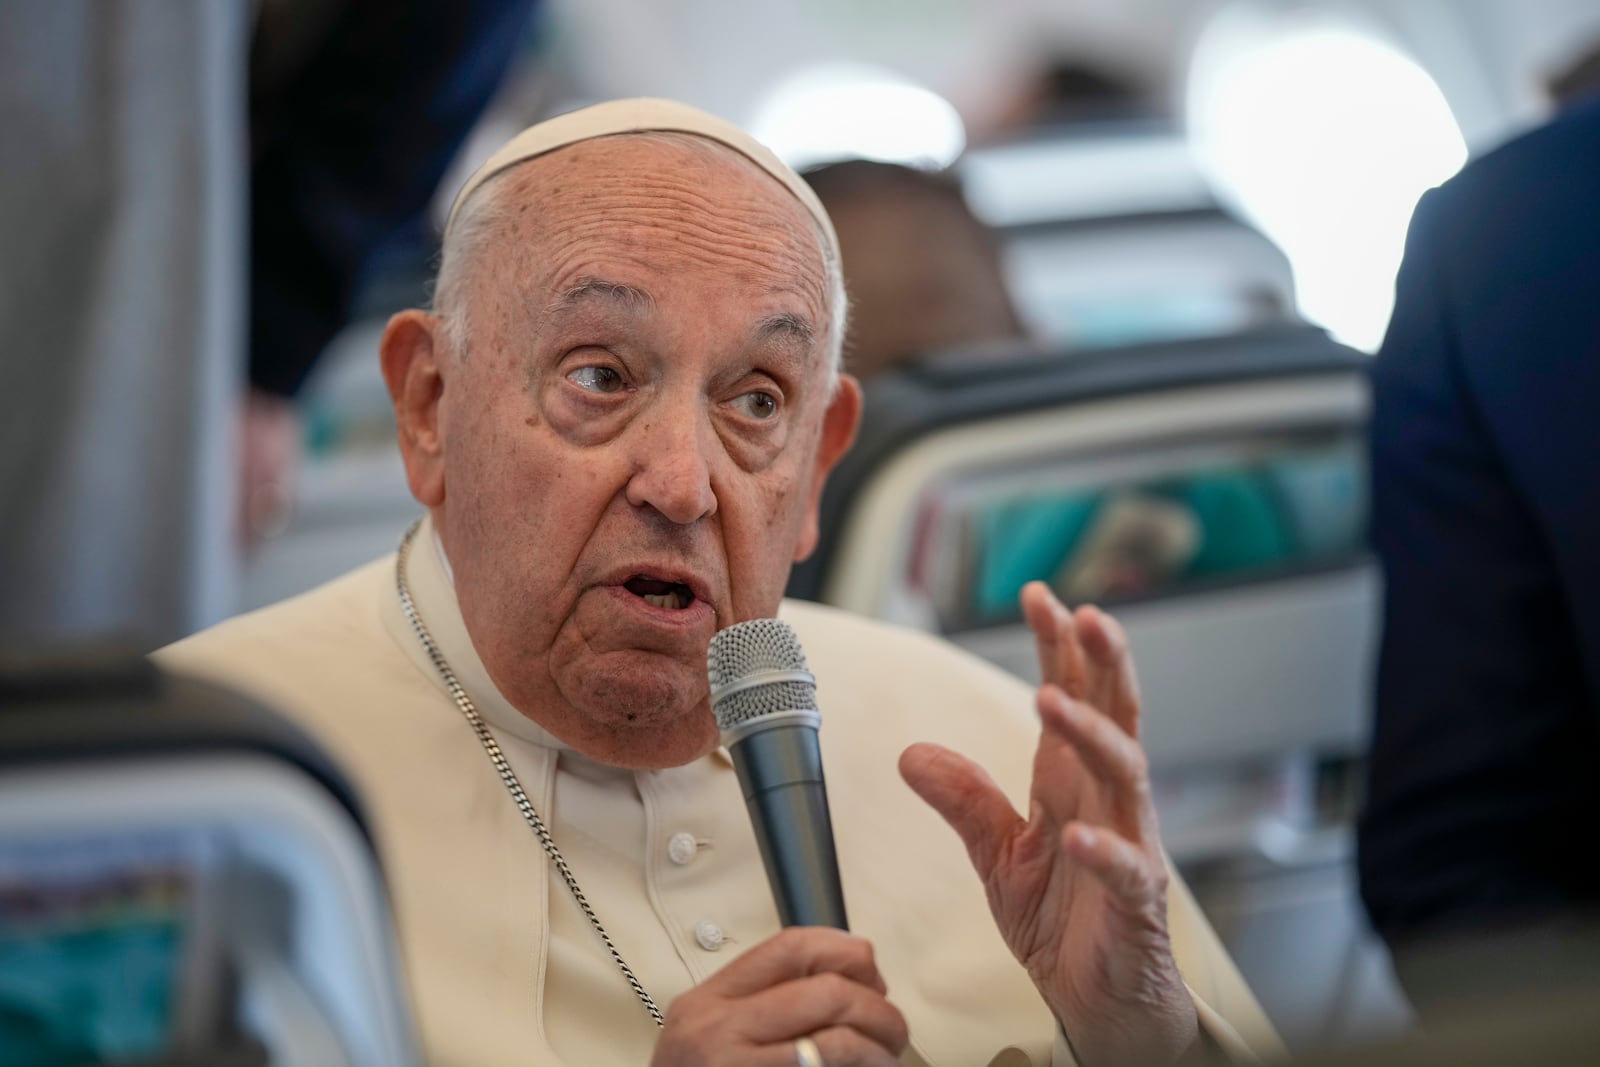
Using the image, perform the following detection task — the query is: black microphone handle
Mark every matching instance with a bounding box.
[728,721,849,930]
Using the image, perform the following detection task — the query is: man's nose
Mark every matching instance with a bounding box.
[623,411,719,525]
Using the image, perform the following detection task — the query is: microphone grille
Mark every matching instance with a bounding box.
[707,619,817,730]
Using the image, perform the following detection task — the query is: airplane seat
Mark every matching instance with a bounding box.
[0,649,419,1067]
[791,322,1374,775]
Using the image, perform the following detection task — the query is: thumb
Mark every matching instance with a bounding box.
[899,742,1021,878]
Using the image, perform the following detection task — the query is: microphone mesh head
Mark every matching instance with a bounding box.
[707,619,817,730]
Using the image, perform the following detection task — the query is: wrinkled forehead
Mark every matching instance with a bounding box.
[445,97,839,262]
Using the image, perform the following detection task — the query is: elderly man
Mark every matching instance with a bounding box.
[159,100,1277,1066]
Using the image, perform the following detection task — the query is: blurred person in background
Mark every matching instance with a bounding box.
[1546,40,1600,109]
[984,55,1158,139]
[0,0,535,649]
[1358,46,1600,1018]
[802,160,1029,382]
[159,98,1280,1065]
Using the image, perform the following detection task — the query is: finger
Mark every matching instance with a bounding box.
[899,742,1022,878]
[1062,822,1168,914]
[1038,687,1154,840]
[1022,581,1089,699]
[739,973,909,1051]
[811,1021,909,1065]
[1072,604,1142,737]
[703,927,887,999]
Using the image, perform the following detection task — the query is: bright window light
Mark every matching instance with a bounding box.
[748,63,966,172]
[1186,6,1467,351]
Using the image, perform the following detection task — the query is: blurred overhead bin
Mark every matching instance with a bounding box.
[960,124,1298,349]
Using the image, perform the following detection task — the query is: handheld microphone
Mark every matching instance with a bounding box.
[707,619,848,930]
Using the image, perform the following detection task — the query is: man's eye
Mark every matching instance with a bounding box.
[732,391,779,420]
[567,365,625,393]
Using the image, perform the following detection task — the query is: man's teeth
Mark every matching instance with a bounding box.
[641,591,688,609]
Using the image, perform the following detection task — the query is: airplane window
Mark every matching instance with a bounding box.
[1186,3,1468,351]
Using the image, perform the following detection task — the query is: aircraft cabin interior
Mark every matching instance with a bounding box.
[4,0,1600,1063]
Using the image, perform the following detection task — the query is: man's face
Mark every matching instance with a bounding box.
[390,136,858,768]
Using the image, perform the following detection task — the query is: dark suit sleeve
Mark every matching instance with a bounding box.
[249,0,539,398]
[1357,187,1600,957]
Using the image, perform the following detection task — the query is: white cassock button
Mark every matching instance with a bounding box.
[667,832,699,866]
[694,920,725,952]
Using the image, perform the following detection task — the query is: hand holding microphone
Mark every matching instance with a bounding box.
[649,927,906,1067]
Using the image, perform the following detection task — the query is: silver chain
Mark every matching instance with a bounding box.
[394,520,665,1028]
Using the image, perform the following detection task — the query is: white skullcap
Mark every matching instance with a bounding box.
[444,97,839,260]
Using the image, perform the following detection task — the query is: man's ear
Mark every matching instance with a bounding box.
[794,373,863,563]
[380,310,448,508]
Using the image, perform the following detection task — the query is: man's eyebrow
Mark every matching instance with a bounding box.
[547,278,655,318]
[548,278,816,348]
[758,311,815,348]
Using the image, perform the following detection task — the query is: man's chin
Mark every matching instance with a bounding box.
[552,653,719,765]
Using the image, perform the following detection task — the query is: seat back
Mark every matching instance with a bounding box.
[0,652,419,1067]
[790,325,1373,771]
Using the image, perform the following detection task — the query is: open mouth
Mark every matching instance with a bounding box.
[623,575,696,611]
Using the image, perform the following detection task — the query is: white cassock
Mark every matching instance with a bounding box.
[157,514,1282,1065]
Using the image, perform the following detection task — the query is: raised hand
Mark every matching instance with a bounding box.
[899,581,1198,1066]
[651,926,908,1067]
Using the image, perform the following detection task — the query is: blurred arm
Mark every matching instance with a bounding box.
[248,0,539,398]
